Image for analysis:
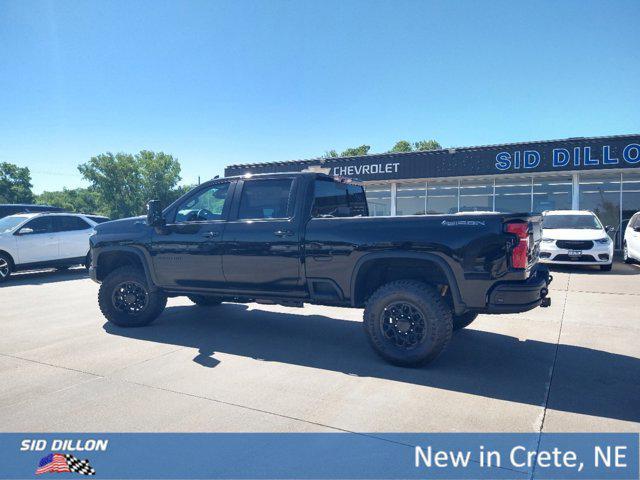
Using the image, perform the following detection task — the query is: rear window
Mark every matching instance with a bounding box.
[312,180,368,217]
[238,179,293,220]
[543,214,602,229]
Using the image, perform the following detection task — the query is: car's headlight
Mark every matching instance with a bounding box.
[541,238,554,243]
[595,237,611,244]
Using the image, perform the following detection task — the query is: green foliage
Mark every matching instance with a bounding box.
[0,162,34,203]
[340,145,371,157]
[78,150,183,219]
[324,140,441,158]
[36,188,102,215]
[389,140,413,153]
[413,139,442,151]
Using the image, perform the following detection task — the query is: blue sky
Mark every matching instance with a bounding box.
[1,0,639,193]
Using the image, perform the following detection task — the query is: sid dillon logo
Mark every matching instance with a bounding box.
[35,453,96,476]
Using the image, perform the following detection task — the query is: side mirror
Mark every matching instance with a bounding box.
[17,227,34,235]
[605,225,615,233]
[146,200,165,227]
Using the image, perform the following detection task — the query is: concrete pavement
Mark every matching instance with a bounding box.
[0,262,638,434]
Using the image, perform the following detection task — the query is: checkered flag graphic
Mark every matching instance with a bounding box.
[64,454,96,476]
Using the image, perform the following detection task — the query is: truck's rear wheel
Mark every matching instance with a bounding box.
[188,295,222,306]
[452,311,478,331]
[98,266,166,327]
[363,280,453,367]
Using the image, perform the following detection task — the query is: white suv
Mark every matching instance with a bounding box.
[0,213,105,283]
[539,210,615,271]
[623,211,640,264]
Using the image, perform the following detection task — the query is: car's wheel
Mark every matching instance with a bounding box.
[363,280,453,367]
[452,311,478,331]
[188,295,223,306]
[623,243,633,264]
[0,253,12,283]
[600,264,612,271]
[98,266,166,327]
[84,252,92,270]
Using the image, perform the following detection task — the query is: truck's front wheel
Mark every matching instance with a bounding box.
[98,266,167,327]
[364,281,453,367]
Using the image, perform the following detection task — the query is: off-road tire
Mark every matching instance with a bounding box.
[600,264,612,271]
[98,266,166,327]
[452,311,478,331]
[363,280,453,367]
[188,295,223,306]
[0,253,12,283]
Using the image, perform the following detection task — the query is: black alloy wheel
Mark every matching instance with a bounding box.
[112,281,149,314]
[380,301,427,350]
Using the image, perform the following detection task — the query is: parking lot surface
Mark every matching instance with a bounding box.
[1,262,638,434]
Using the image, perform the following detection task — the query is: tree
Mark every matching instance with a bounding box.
[324,150,339,158]
[413,139,442,151]
[78,151,184,219]
[341,145,370,157]
[389,140,413,153]
[78,152,143,219]
[0,162,34,203]
[37,188,102,214]
[138,150,183,207]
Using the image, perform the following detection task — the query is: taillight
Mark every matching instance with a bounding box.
[506,222,529,269]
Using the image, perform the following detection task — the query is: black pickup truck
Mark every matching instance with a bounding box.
[90,172,551,366]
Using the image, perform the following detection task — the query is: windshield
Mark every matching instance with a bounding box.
[0,216,28,234]
[543,214,602,230]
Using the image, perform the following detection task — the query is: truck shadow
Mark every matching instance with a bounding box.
[104,303,640,423]
[1,268,89,287]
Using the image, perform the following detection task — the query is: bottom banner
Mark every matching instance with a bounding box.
[0,433,637,479]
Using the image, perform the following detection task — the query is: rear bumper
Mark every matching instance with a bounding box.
[485,266,552,314]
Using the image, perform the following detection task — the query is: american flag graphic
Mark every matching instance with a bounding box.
[36,453,96,476]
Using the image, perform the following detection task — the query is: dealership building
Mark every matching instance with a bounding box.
[225,134,640,248]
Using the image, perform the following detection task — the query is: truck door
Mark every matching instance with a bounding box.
[149,181,232,289]
[221,177,304,295]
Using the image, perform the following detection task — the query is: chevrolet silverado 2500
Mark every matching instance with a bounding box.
[90,172,551,366]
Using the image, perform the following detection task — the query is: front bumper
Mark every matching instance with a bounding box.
[486,265,552,314]
[539,240,613,266]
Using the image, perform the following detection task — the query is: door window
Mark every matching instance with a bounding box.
[22,217,54,234]
[175,183,230,223]
[53,216,91,232]
[237,179,293,220]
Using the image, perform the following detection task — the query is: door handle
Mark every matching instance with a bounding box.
[274,229,294,237]
[202,231,220,238]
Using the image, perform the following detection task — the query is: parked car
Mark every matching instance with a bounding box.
[89,172,552,367]
[0,204,63,219]
[623,211,640,263]
[539,210,614,271]
[0,213,103,282]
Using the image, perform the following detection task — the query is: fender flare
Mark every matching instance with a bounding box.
[94,246,158,290]
[349,251,467,315]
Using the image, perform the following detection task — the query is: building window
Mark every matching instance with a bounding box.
[426,180,458,214]
[365,183,392,216]
[579,173,621,242]
[396,182,426,216]
[495,177,531,213]
[459,179,493,212]
[533,175,572,213]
